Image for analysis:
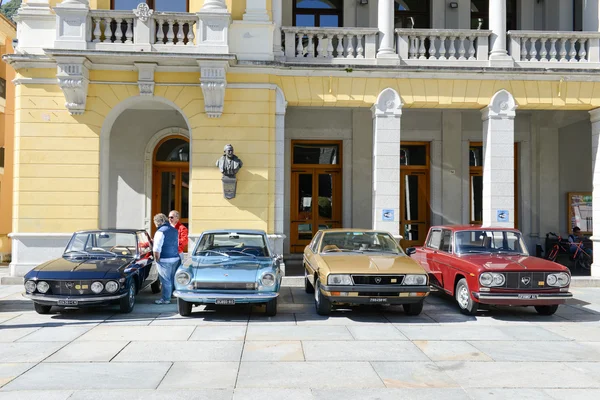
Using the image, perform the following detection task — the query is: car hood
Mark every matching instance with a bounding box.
[319,254,426,274]
[190,257,272,282]
[460,254,570,272]
[31,256,132,279]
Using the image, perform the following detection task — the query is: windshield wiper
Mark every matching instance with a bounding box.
[224,250,257,258]
[362,249,400,254]
[88,248,118,256]
[197,250,230,257]
[460,250,491,254]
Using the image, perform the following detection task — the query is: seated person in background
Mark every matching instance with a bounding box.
[568,226,592,257]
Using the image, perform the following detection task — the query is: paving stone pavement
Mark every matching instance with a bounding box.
[1,284,600,399]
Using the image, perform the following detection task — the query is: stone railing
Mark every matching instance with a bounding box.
[396,29,492,64]
[508,31,600,64]
[153,13,197,47]
[282,27,379,63]
[89,10,136,47]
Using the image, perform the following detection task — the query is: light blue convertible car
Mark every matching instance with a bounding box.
[173,230,283,316]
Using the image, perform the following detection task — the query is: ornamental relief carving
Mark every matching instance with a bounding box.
[134,3,154,22]
[57,60,90,116]
[200,62,228,118]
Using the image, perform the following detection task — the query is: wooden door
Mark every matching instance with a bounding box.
[400,169,429,248]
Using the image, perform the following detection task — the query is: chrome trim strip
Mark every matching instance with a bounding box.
[476,293,573,300]
[23,292,128,303]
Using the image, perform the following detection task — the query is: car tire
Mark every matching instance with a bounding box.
[265,298,277,316]
[119,280,136,313]
[34,303,52,315]
[403,301,424,316]
[534,305,559,315]
[150,279,161,294]
[304,267,314,294]
[455,278,478,315]
[178,297,192,317]
[315,279,331,316]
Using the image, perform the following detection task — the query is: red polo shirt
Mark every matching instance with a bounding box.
[173,222,188,253]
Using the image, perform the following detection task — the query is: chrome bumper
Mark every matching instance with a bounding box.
[173,290,278,302]
[322,284,431,293]
[23,292,127,304]
[475,292,573,301]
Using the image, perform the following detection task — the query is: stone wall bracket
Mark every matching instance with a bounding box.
[199,61,228,118]
[56,56,90,115]
[135,62,157,96]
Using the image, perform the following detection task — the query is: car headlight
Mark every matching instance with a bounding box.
[479,272,505,287]
[176,271,191,286]
[25,280,37,293]
[547,272,570,287]
[91,281,104,294]
[36,281,50,294]
[105,281,119,293]
[261,272,276,287]
[327,274,352,285]
[403,274,427,285]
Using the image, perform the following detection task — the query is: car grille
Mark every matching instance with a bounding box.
[498,272,558,290]
[48,280,95,296]
[193,282,257,290]
[351,275,405,285]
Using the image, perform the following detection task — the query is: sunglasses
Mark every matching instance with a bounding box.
[168,216,176,219]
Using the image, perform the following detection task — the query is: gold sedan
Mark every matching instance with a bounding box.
[304,229,430,316]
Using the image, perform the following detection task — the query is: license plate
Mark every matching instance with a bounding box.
[369,298,388,303]
[58,299,78,306]
[518,294,538,300]
[216,299,235,305]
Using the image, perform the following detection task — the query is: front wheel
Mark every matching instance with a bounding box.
[265,298,277,316]
[315,279,331,316]
[119,280,136,313]
[178,297,192,316]
[455,278,478,315]
[403,301,424,316]
[535,305,559,315]
[150,279,161,294]
[34,303,52,314]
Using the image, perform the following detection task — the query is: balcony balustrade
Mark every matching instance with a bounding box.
[508,31,600,65]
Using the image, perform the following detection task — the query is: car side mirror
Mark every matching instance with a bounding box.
[406,247,416,256]
[274,254,284,261]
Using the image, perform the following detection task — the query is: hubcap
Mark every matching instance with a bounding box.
[457,285,469,309]
[128,284,135,308]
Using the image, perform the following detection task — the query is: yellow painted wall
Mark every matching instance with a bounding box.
[91,0,246,19]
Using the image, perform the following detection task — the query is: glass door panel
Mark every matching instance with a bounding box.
[160,171,177,216]
[291,171,314,252]
[316,172,341,231]
[181,171,189,229]
[400,170,429,248]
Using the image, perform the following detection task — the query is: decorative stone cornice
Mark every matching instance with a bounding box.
[56,57,90,115]
[199,61,228,118]
[135,62,157,96]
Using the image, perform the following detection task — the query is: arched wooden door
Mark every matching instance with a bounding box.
[151,136,190,237]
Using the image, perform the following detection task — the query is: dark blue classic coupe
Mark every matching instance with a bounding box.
[23,229,160,314]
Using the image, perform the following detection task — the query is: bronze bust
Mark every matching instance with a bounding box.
[216,144,243,177]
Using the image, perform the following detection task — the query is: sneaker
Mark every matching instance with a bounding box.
[155,299,170,304]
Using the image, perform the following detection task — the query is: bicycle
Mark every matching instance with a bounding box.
[545,232,591,271]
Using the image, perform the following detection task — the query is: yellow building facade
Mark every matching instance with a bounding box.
[5,0,600,278]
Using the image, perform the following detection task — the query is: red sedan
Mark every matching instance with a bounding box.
[409,225,573,315]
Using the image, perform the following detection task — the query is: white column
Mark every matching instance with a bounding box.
[589,108,600,277]
[274,87,287,259]
[371,88,402,235]
[202,0,228,11]
[377,0,397,58]
[489,0,512,63]
[583,0,600,31]
[244,0,269,22]
[481,89,517,228]
[272,0,283,56]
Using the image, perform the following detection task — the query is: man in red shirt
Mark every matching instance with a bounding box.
[168,210,188,258]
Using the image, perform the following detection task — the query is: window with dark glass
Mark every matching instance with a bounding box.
[0,77,6,100]
[293,0,343,27]
[155,138,189,162]
[0,147,5,169]
[112,0,188,12]
[395,0,430,29]
[469,144,484,224]
[293,143,339,165]
[471,0,517,30]
[400,145,427,166]
[574,0,583,31]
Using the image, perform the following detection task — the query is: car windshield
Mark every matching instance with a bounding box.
[194,232,270,257]
[64,232,138,257]
[454,230,529,255]
[319,231,404,254]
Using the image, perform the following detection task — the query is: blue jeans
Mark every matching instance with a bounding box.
[157,259,180,302]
